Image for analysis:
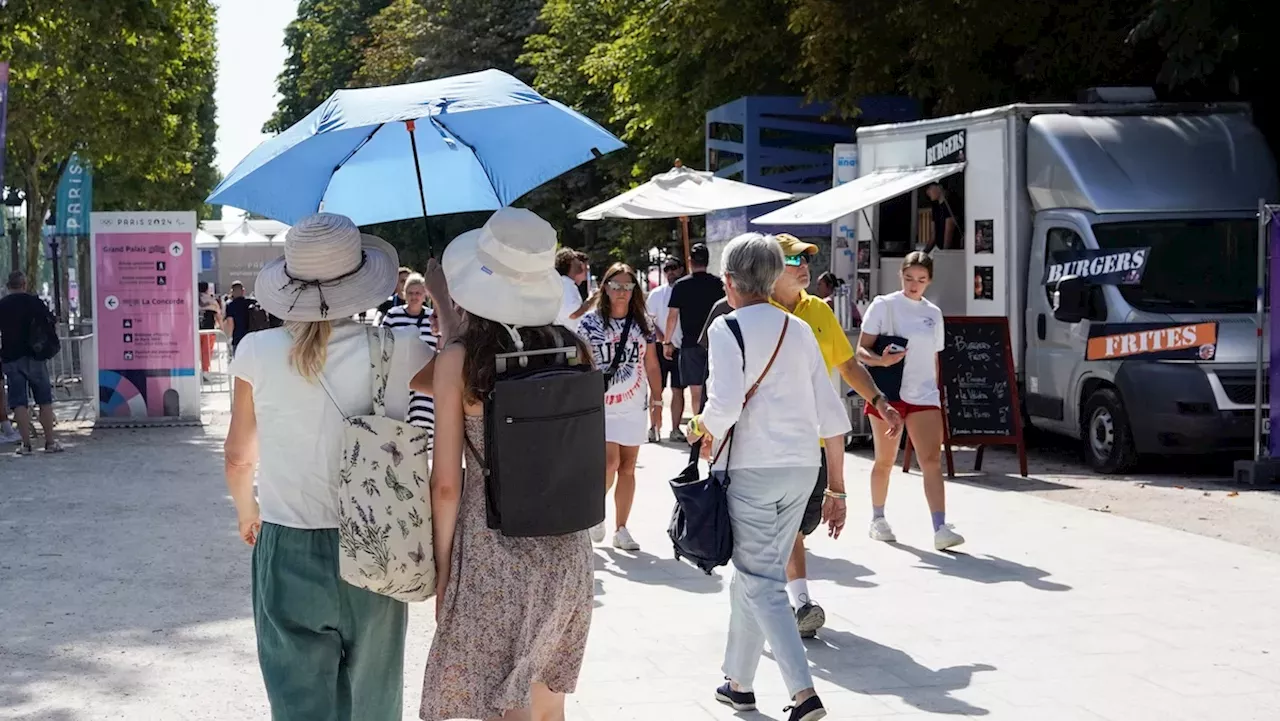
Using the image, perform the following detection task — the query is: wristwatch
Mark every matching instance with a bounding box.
[870,393,884,409]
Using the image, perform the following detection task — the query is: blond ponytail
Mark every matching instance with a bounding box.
[286,321,332,381]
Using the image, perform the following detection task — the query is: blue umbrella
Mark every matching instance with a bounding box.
[207,69,624,233]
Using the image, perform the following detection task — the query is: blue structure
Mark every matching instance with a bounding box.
[704,95,919,240]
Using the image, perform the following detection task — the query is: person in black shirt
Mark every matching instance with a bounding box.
[375,267,412,322]
[0,272,61,454]
[663,243,725,413]
[221,281,253,356]
[925,183,959,252]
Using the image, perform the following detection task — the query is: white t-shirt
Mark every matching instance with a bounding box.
[645,283,683,346]
[230,320,433,529]
[860,291,945,406]
[701,304,851,471]
[579,310,656,417]
[380,305,439,438]
[557,275,583,333]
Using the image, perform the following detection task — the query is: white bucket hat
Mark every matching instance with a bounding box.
[255,212,399,322]
[442,207,563,327]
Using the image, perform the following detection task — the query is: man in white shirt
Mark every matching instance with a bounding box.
[555,248,593,332]
[645,257,687,442]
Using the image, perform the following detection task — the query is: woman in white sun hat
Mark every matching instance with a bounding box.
[420,207,595,721]
[223,212,432,721]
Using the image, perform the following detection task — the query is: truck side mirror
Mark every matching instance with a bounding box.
[1052,275,1088,323]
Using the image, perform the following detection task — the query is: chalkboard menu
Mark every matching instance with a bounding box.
[939,317,1017,438]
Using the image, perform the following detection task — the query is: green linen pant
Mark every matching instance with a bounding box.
[253,522,407,721]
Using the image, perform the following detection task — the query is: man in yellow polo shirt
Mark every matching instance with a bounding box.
[772,233,904,638]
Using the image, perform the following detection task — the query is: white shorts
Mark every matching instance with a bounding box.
[605,408,647,447]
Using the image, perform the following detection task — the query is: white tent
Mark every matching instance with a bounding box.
[219,220,272,245]
[578,165,792,221]
[578,163,793,266]
[753,163,966,225]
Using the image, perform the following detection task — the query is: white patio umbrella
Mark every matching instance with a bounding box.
[577,161,792,267]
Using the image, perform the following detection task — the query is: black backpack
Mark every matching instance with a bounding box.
[246,300,272,332]
[29,308,61,361]
[464,329,607,537]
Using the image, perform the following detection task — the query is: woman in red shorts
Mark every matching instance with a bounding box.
[857,252,964,551]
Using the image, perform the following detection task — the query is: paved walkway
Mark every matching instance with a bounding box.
[1,409,1278,721]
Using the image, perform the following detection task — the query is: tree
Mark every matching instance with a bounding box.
[788,0,1161,117]
[266,0,394,133]
[355,0,544,87]
[1127,0,1280,154]
[0,0,221,284]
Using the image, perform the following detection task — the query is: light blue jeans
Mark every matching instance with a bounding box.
[722,465,821,696]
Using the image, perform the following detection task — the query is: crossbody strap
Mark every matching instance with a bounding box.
[602,315,634,384]
[710,314,791,468]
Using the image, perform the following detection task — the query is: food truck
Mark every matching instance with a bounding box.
[757,95,1278,472]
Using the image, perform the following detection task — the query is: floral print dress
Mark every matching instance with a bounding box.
[419,414,594,721]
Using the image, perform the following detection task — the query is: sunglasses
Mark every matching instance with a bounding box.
[606,281,636,292]
[784,254,810,267]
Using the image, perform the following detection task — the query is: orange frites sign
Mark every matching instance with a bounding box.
[1085,322,1218,362]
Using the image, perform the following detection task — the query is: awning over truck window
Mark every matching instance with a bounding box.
[752,162,966,225]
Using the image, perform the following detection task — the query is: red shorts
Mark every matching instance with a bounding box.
[865,400,940,420]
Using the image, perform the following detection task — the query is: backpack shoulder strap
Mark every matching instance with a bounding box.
[366,326,393,417]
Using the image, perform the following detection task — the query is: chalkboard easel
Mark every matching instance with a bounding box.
[902,315,1028,478]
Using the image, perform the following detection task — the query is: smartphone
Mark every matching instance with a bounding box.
[885,343,907,353]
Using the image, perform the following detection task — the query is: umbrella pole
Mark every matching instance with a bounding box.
[680,215,692,270]
[405,120,433,257]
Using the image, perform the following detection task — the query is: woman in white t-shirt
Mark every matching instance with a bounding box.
[857,252,964,551]
[223,214,432,721]
[578,263,662,551]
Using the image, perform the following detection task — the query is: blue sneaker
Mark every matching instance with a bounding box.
[715,681,757,711]
[785,695,827,721]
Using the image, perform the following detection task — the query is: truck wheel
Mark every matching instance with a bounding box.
[1082,388,1138,474]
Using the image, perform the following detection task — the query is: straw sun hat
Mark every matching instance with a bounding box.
[255,213,399,322]
[442,207,564,327]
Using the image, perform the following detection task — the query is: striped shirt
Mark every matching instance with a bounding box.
[381,306,438,440]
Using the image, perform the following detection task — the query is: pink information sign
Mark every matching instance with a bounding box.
[91,212,200,421]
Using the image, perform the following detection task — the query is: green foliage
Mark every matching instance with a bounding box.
[790,0,1159,116]
[0,0,220,284]
[266,0,394,133]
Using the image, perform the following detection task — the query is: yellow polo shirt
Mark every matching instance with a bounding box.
[770,291,854,375]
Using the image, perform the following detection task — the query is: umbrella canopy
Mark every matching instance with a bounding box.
[207,69,624,226]
[577,165,793,221]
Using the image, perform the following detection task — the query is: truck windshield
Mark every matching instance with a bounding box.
[1092,218,1257,313]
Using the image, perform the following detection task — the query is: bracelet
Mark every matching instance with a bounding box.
[823,489,848,500]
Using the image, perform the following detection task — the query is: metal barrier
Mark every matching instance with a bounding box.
[200,329,234,401]
[46,332,94,421]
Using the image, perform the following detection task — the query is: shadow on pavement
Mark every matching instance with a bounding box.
[0,422,253,718]
[594,547,724,594]
[888,543,1072,591]
[804,628,995,715]
[803,553,878,589]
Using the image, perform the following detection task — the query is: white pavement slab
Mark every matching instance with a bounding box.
[1,420,1278,721]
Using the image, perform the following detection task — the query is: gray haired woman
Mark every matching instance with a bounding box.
[687,233,851,721]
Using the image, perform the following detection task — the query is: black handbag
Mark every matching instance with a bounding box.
[464,331,607,537]
[668,313,789,573]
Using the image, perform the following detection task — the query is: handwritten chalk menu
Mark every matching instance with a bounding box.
[937,316,1027,477]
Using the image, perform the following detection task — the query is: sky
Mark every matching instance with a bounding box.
[213,0,298,219]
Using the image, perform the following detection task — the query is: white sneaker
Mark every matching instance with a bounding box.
[612,526,640,551]
[934,524,965,551]
[0,427,20,445]
[868,517,896,543]
[589,522,606,544]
